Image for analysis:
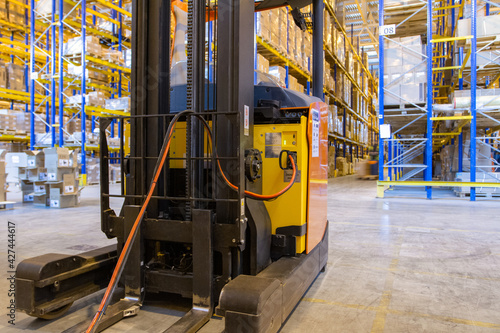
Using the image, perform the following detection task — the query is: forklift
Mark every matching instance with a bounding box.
[16,1,328,332]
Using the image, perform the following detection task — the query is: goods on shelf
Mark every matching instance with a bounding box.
[256,53,269,74]
[457,15,500,38]
[256,8,311,74]
[383,36,427,106]
[7,63,25,91]
[269,65,287,87]
[6,1,24,25]
[63,36,102,57]
[0,151,7,201]
[105,97,130,111]
[328,146,336,178]
[36,0,74,18]
[0,61,6,89]
[454,172,500,197]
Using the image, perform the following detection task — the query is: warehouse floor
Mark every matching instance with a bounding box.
[1,176,500,332]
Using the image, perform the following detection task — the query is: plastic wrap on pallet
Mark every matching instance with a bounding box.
[7,63,25,91]
[63,36,102,56]
[269,66,287,87]
[105,97,130,110]
[36,0,74,18]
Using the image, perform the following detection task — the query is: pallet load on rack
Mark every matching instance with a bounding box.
[383,36,427,106]
[256,7,312,74]
[0,150,7,201]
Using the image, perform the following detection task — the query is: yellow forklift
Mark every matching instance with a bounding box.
[16,1,329,332]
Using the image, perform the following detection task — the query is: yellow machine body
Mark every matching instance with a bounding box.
[169,121,210,169]
[254,118,309,254]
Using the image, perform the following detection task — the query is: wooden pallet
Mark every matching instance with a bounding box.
[358,175,378,180]
[0,201,15,210]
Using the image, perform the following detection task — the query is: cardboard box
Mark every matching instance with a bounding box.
[28,167,48,182]
[49,187,77,208]
[22,190,34,202]
[44,147,71,169]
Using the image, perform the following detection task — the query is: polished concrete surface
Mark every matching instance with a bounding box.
[1,176,499,332]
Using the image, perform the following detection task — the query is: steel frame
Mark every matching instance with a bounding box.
[378,0,500,200]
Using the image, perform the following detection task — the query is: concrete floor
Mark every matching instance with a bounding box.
[1,176,500,332]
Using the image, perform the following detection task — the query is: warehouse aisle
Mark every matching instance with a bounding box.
[1,179,499,332]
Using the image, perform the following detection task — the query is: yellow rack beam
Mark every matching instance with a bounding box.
[432,65,461,71]
[378,181,500,188]
[86,55,132,74]
[431,115,472,121]
[434,4,462,10]
[432,132,461,136]
[0,19,25,32]
[0,134,30,142]
[85,105,129,117]
[92,0,132,18]
[431,35,473,43]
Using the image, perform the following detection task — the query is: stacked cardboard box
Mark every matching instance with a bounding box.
[7,1,24,25]
[328,146,336,178]
[87,157,100,184]
[5,152,27,183]
[0,150,7,201]
[0,61,7,88]
[63,36,102,57]
[7,63,25,91]
[336,157,348,176]
[256,53,270,74]
[44,147,80,208]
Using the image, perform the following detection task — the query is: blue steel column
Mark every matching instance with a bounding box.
[425,0,433,199]
[58,0,64,147]
[470,0,477,201]
[378,0,384,181]
[81,0,87,182]
[51,0,56,147]
[29,0,35,149]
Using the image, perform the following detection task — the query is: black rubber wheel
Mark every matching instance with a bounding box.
[36,302,73,320]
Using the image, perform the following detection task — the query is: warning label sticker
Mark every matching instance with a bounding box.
[311,109,320,157]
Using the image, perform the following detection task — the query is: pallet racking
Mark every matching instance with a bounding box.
[255,2,379,177]
[29,0,131,184]
[378,0,500,200]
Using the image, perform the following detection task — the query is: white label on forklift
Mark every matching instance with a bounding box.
[311,109,320,157]
[244,105,249,136]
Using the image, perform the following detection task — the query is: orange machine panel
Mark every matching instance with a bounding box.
[306,102,329,253]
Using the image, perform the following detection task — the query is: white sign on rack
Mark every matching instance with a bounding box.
[380,124,392,139]
[379,24,396,36]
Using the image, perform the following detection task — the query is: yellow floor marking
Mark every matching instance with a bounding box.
[388,309,500,329]
[302,297,500,329]
[370,233,405,333]
[301,297,378,312]
[336,262,500,283]
[333,221,500,235]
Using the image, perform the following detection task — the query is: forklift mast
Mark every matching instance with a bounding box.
[15,1,328,332]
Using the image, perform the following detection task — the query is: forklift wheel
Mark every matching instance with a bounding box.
[36,303,73,320]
